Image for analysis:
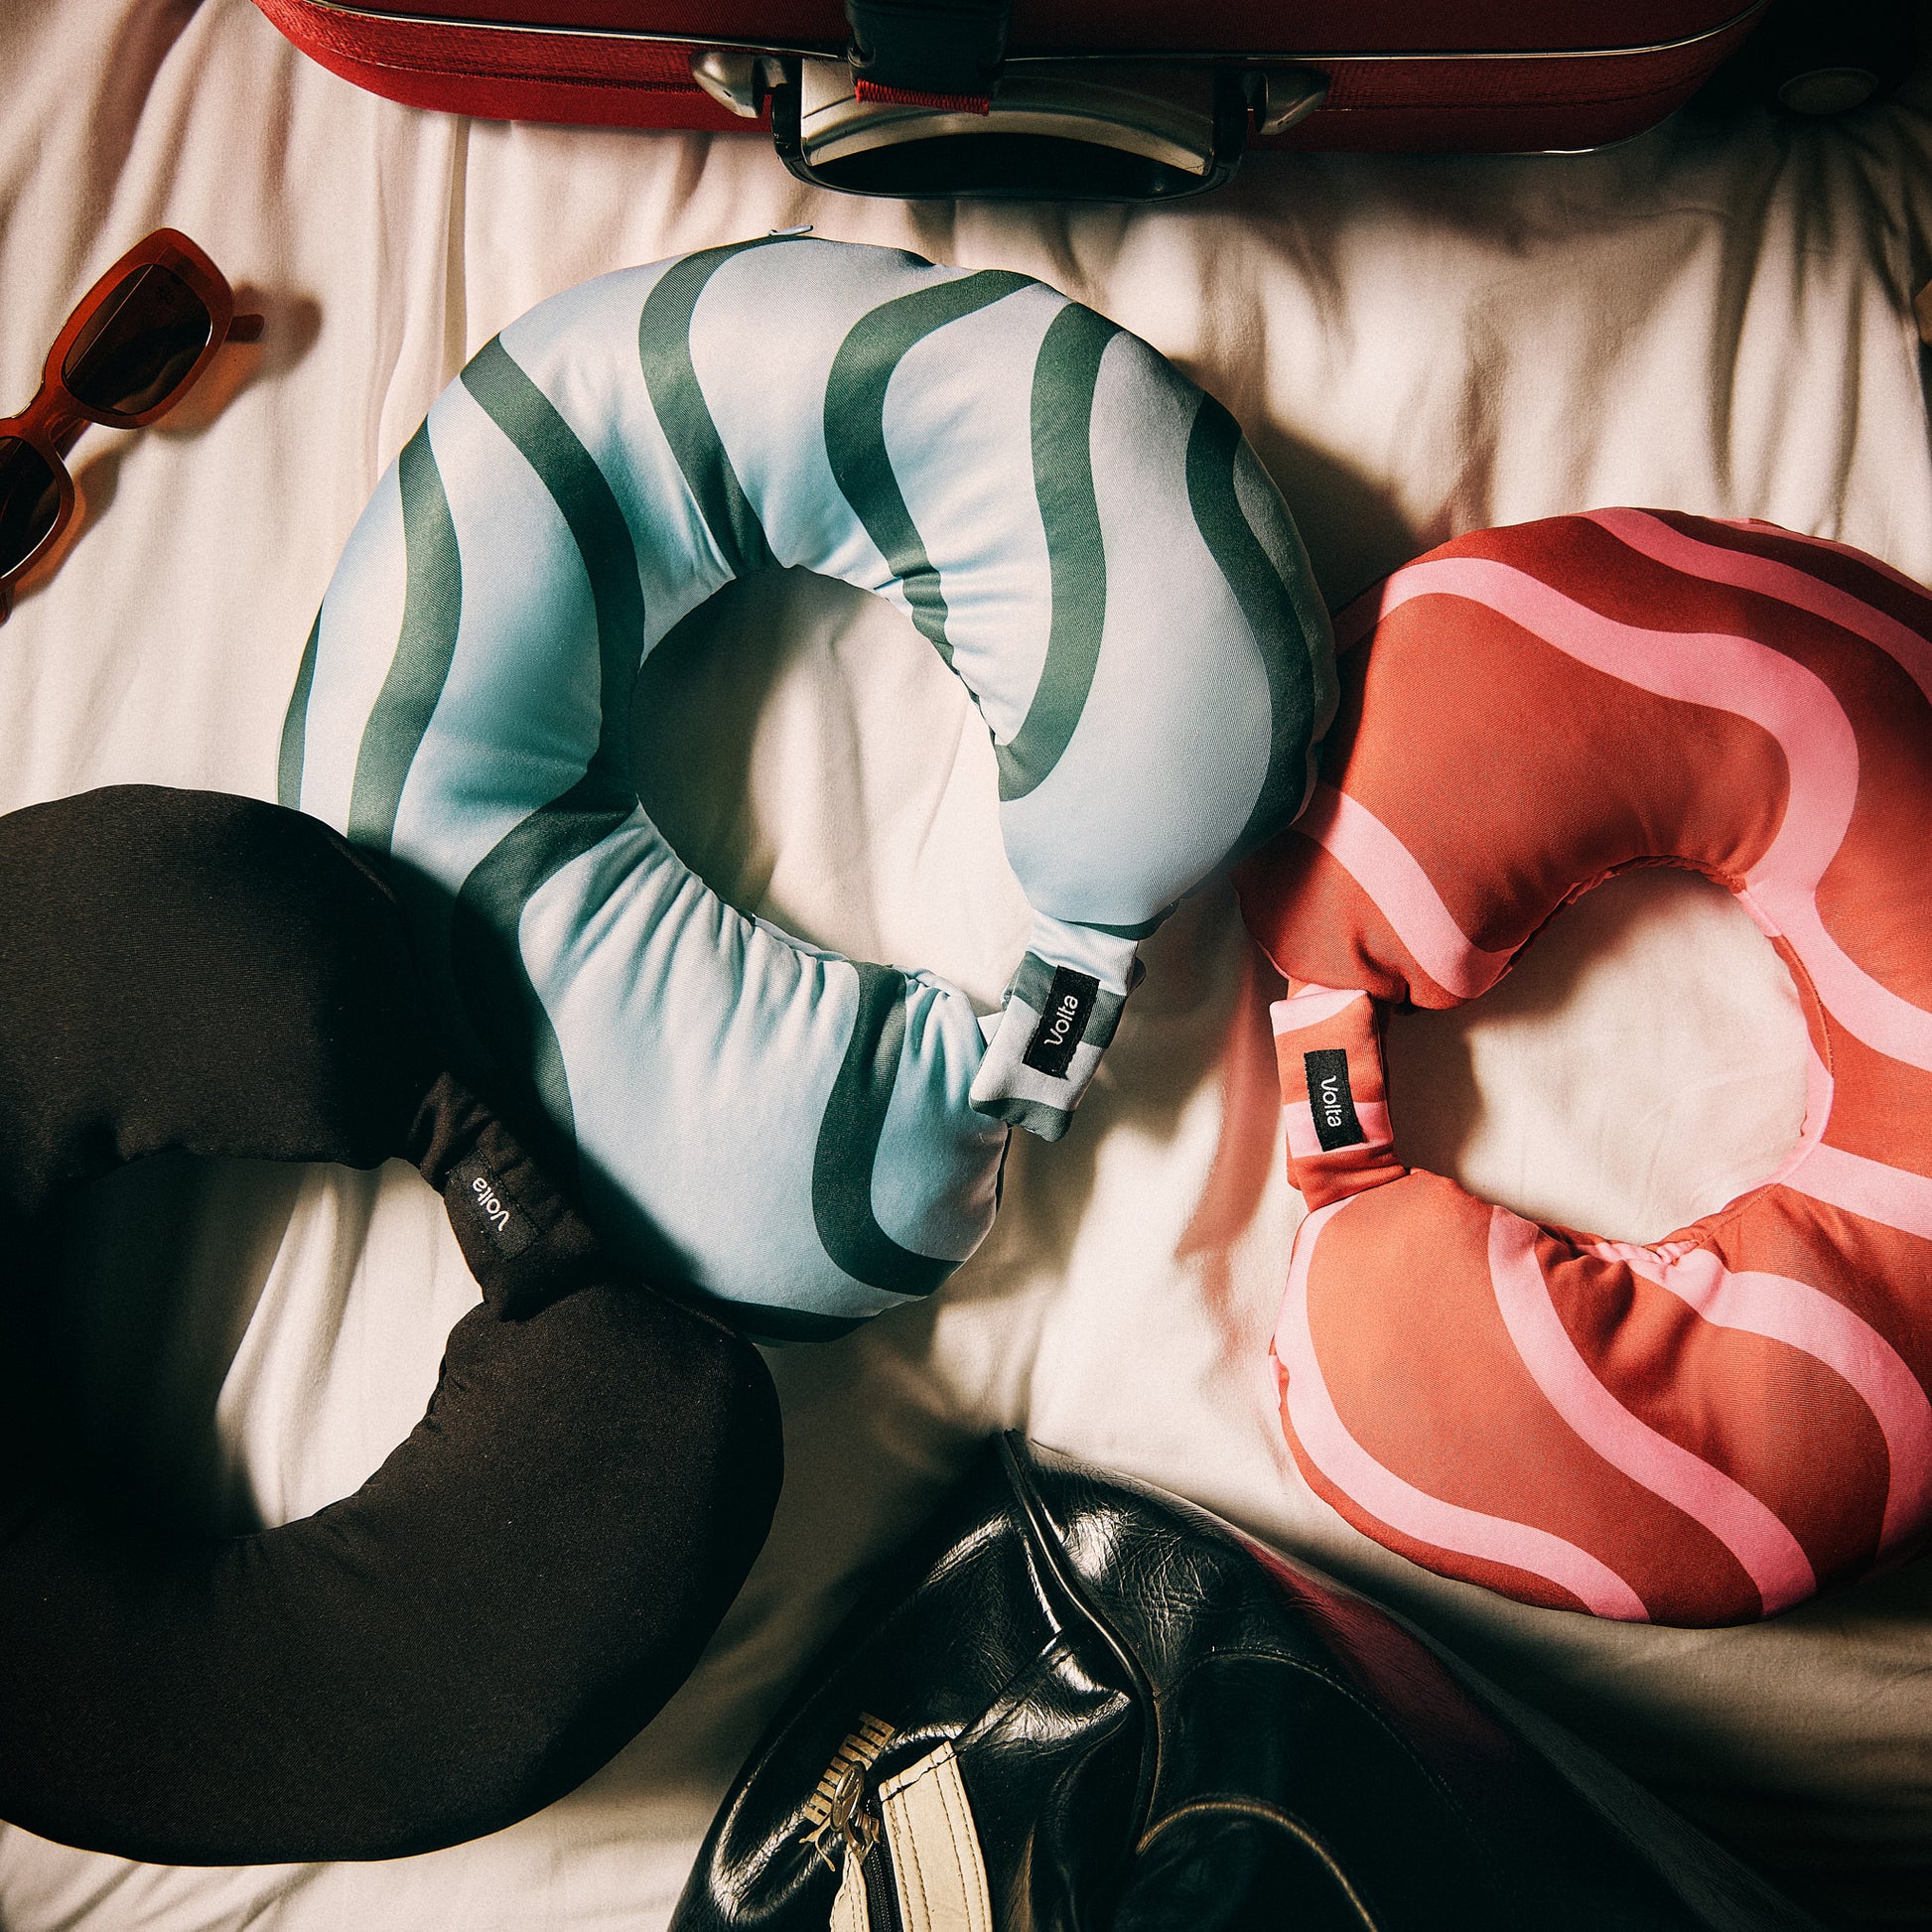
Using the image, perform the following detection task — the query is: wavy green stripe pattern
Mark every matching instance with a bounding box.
[635,243,955,1296]
[1069,909,1170,941]
[345,424,462,854]
[1184,395,1315,856]
[449,336,645,1157]
[994,301,1117,802]
[811,961,958,1300]
[823,270,1031,668]
[277,611,321,810]
[636,240,788,580]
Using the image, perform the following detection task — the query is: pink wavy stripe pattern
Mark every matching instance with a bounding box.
[1790,1135,1932,1242]
[1271,986,1370,1032]
[1286,1099,1394,1163]
[1615,1244,1932,1552]
[1717,517,1932,622]
[1486,1209,1816,1613]
[1276,1198,1651,1620]
[1381,556,1932,1073]
[1591,509,1932,705]
[1295,782,1515,1000]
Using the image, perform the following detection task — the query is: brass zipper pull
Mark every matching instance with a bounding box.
[804,1715,897,1870]
[828,1760,880,1868]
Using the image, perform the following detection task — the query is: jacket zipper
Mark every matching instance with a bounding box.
[859,1827,903,1932]
[829,1760,904,1932]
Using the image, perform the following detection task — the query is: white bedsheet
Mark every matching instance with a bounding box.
[3,2,1931,1923]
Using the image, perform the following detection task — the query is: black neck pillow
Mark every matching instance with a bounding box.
[0,785,782,1865]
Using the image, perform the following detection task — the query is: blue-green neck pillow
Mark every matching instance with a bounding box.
[280,236,1334,1335]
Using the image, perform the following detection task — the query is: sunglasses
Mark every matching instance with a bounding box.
[0,229,263,621]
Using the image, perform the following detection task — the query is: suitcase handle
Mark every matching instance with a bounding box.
[844,0,1011,105]
[753,56,1323,201]
[688,0,1328,207]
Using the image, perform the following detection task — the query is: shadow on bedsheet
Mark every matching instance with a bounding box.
[3,287,321,622]
[1318,1515,1932,1932]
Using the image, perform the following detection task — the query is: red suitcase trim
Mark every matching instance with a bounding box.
[249,0,756,129]
[246,0,1767,165]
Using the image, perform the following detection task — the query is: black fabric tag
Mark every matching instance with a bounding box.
[452,1154,537,1259]
[1304,1048,1365,1152]
[1022,967,1099,1080]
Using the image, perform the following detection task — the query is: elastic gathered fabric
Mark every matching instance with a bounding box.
[279,235,1334,1337]
[0,787,781,1863]
[1238,511,1932,1626]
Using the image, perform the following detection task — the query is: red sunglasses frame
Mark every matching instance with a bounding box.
[0,228,263,616]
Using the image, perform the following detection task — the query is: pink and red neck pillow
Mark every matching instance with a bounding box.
[1238,509,1932,1627]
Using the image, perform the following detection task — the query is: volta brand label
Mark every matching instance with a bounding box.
[452,1154,537,1258]
[1023,967,1099,1080]
[1304,1048,1365,1152]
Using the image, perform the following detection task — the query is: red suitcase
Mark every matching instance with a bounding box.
[250,0,1769,197]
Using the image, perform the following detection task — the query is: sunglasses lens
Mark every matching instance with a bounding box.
[0,438,62,576]
[62,264,213,417]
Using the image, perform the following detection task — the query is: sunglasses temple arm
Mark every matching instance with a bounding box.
[226,313,265,345]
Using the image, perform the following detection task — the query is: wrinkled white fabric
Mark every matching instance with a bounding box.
[2,1,1930,1922]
